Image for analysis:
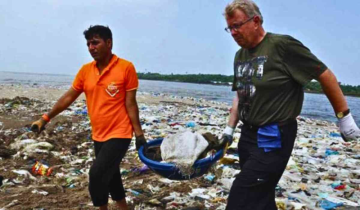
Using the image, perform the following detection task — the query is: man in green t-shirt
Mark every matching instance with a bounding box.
[220,0,360,209]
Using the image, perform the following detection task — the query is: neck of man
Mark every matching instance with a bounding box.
[96,52,113,74]
[249,27,267,49]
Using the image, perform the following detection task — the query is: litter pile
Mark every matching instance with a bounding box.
[0,91,359,210]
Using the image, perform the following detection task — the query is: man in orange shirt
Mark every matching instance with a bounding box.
[31,25,146,210]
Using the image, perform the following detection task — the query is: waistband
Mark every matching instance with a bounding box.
[242,118,297,130]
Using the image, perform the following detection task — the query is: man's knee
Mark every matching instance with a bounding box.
[89,163,104,182]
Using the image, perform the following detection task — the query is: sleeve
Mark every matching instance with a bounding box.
[72,66,85,92]
[283,36,327,86]
[125,62,139,91]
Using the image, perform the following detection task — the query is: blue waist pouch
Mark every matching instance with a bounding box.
[257,123,281,152]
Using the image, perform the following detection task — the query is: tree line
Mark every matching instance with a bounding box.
[138,72,360,97]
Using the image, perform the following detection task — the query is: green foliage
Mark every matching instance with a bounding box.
[338,84,360,96]
[304,81,323,93]
[137,72,233,85]
[304,81,360,97]
[138,73,360,97]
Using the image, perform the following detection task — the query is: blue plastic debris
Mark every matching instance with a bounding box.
[318,199,343,210]
[354,155,360,159]
[330,181,342,189]
[81,108,88,115]
[204,174,215,182]
[329,132,341,138]
[185,121,196,127]
[288,196,301,203]
[325,149,339,157]
[128,189,141,196]
[317,192,329,199]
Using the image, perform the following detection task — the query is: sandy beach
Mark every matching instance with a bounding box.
[0,84,359,210]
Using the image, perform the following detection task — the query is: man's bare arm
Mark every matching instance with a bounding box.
[221,93,240,142]
[47,88,82,119]
[227,93,240,128]
[317,69,348,113]
[317,69,360,141]
[125,89,143,137]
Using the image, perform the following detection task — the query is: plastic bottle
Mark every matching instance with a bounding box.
[186,121,196,127]
[31,161,53,176]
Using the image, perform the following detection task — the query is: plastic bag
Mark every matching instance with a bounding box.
[161,130,209,175]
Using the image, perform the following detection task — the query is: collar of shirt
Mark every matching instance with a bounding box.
[93,54,119,76]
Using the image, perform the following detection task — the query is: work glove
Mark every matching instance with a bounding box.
[136,134,147,151]
[339,113,360,142]
[219,126,234,147]
[221,134,233,147]
[31,118,47,134]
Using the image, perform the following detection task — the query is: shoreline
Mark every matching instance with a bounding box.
[0,84,229,108]
[0,83,351,124]
[0,84,343,126]
[2,70,359,98]
[139,78,360,98]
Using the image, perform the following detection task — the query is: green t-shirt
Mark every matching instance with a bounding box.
[232,33,327,126]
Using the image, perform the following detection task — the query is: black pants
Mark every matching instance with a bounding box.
[89,138,131,207]
[226,121,297,210]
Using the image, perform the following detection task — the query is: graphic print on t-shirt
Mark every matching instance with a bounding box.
[234,56,267,121]
[105,82,120,97]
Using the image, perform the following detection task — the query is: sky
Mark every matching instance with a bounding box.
[1,0,359,85]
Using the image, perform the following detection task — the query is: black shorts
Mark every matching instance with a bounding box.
[226,120,297,210]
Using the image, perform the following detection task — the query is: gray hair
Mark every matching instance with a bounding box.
[224,0,263,25]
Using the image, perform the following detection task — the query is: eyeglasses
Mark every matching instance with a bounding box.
[225,16,254,33]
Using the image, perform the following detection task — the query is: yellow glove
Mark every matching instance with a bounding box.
[31,118,47,134]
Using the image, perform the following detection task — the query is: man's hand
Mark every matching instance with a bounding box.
[31,118,47,134]
[339,113,360,141]
[219,125,235,146]
[220,134,233,147]
[136,134,147,151]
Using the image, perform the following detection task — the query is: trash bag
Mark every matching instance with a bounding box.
[160,131,209,175]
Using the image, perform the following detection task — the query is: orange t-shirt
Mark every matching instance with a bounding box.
[72,54,138,142]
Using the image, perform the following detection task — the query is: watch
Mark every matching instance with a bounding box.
[336,109,350,119]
